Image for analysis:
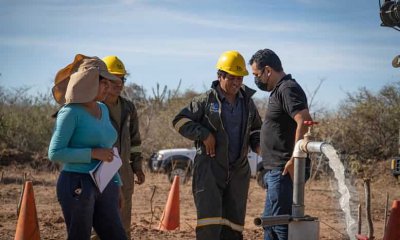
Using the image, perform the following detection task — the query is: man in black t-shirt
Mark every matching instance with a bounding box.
[249,49,312,240]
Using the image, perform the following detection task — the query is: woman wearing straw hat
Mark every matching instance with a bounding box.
[48,54,127,240]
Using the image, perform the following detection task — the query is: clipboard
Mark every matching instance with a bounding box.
[89,147,122,193]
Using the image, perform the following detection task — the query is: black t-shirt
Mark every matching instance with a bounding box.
[261,74,308,170]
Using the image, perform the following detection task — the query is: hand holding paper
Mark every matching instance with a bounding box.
[90,147,122,193]
[91,148,115,162]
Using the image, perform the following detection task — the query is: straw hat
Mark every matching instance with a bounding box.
[52,54,120,104]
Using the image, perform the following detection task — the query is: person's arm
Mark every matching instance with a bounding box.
[172,94,215,156]
[125,101,145,185]
[48,106,115,163]
[248,98,262,154]
[172,95,210,141]
[282,109,312,176]
[280,85,312,178]
[282,109,312,178]
[48,106,92,163]
[293,109,312,144]
[129,102,142,161]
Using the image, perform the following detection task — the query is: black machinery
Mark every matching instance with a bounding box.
[380,0,400,31]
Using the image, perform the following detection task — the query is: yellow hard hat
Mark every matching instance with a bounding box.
[216,50,249,77]
[102,56,127,75]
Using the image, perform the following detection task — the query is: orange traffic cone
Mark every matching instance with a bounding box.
[15,181,40,240]
[159,175,180,231]
[384,200,400,240]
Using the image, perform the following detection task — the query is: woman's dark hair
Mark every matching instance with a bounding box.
[249,49,283,72]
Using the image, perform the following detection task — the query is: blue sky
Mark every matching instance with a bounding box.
[0,0,399,110]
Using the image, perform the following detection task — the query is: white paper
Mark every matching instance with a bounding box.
[89,147,122,193]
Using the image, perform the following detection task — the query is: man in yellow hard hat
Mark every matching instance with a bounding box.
[173,50,261,240]
[102,55,145,239]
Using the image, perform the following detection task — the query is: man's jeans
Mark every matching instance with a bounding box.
[57,171,127,240]
[262,169,293,240]
[262,160,311,240]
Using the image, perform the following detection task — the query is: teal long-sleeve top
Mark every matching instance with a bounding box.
[48,102,121,185]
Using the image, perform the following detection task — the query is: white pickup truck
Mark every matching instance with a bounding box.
[148,148,264,184]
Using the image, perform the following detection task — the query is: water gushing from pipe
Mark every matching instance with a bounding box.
[321,144,357,239]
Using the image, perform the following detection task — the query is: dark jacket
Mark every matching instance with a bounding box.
[108,96,142,190]
[172,81,261,173]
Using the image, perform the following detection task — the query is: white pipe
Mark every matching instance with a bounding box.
[303,141,326,153]
[292,140,326,218]
[293,139,326,156]
[293,156,306,218]
[293,139,307,158]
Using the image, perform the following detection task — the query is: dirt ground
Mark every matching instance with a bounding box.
[1,163,399,240]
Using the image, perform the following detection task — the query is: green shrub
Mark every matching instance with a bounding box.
[2,80,400,171]
[316,82,400,163]
[0,87,57,153]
